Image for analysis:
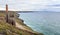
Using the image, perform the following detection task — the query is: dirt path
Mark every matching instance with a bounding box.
[15,22,27,30]
[15,22,37,34]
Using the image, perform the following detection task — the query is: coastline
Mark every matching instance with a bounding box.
[15,13,43,34]
[0,11,43,35]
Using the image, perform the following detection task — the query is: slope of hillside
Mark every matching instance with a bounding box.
[0,11,43,35]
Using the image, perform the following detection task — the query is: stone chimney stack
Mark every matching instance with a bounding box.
[6,4,8,13]
[6,4,8,22]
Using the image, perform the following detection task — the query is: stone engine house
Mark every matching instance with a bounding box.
[5,4,16,26]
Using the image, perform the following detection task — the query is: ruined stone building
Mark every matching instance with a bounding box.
[5,4,15,26]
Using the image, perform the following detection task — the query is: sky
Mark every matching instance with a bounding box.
[0,0,60,11]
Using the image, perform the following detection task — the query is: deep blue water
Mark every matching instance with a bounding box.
[19,12,60,35]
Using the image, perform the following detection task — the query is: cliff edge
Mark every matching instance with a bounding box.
[0,11,43,35]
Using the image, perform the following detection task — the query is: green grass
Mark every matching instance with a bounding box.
[0,20,43,35]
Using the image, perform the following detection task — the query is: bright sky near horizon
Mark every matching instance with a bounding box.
[0,0,60,11]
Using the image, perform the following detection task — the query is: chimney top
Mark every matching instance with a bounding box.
[6,4,8,13]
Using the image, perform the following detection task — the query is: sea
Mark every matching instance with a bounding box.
[18,11,60,35]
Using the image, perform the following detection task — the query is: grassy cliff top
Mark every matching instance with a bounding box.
[0,12,43,35]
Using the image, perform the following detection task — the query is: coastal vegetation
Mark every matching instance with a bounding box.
[0,11,43,35]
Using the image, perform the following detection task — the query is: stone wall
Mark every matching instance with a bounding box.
[5,12,16,26]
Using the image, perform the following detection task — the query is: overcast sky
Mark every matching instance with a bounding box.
[0,0,60,11]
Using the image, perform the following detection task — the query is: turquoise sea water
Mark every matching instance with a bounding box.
[19,12,60,35]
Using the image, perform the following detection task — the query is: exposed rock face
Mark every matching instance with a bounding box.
[19,19,24,22]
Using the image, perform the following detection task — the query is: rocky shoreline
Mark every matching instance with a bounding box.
[16,12,44,35]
